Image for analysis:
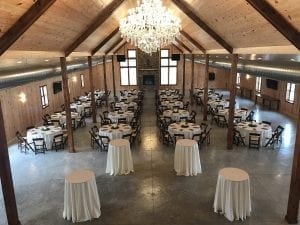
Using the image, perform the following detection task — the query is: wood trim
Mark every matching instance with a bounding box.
[175,38,192,53]
[88,56,97,123]
[91,27,119,55]
[246,0,300,50]
[103,56,108,94]
[0,0,57,56]
[105,37,123,55]
[65,0,125,56]
[172,42,184,53]
[190,54,195,104]
[180,30,206,53]
[0,101,21,225]
[171,0,233,53]
[182,54,186,95]
[60,57,75,153]
[227,54,238,150]
[203,54,209,121]
[113,41,126,54]
[112,55,116,97]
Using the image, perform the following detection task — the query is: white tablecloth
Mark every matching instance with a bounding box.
[217,109,248,121]
[174,139,202,176]
[99,124,132,140]
[119,95,137,102]
[214,167,251,221]
[159,90,177,95]
[79,96,90,102]
[51,112,80,126]
[108,111,134,123]
[236,121,272,146]
[161,100,183,109]
[163,109,190,122]
[198,93,220,100]
[63,170,101,223]
[168,122,201,139]
[106,139,134,176]
[159,94,180,101]
[208,99,229,108]
[27,126,63,149]
[115,102,137,111]
[70,102,91,115]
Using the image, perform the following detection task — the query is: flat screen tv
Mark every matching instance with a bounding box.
[53,81,62,94]
[266,79,278,90]
[208,72,215,81]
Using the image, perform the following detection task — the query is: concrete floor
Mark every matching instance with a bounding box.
[0,90,298,225]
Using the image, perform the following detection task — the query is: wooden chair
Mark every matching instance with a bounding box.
[89,130,101,149]
[32,138,47,154]
[249,133,261,150]
[174,133,185,143]
[84,107,92,117]
[245,110,255,121]
[200,128,212,145]
[99,135,110,151]
[118,118,127,124]
[77,115,86,128]
[52,134,64,151]
[122,133,133,145]
[233,129,246,146]
[16,131,33,153]
[262,121,272,126]
[218,115,228,127]
[51,119,61,127]
[192,133,202,148]
[127,106,135,112]
[100,114,112,126]
[200,123,208,133]
[102,110,109,118]
[265,125,284,148]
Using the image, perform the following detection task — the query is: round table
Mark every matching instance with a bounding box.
[213,167,251,221]
[79,96,90,102]
[99,124,132,140]
[120,95,137,102]
[108,111,134,123]
[163,109,190,122]
[217,109,248,121]
[70,102,90,115]
[174,139,202,176]
[159,90,177,95]
[161,100,183,109]
[106,139,134,176]
[236,121,272,146]
[208,99,229,108]
[168,122,201,139]
[63,170,101,223]
[26,126,62,149]
[115,102,137,111]
[160,94,179,101]
[51,111,80,126]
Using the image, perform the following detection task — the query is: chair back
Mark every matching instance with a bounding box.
[262,121,271,126]
[118,118,127,124]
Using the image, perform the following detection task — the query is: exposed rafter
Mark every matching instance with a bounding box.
[105,37,123,55]
[171,0,233,53]
[172,43,184,53]
[113,41,127,54]
[246,0,300,50]
[180,30,206,53]
[0,0,56,56]
[65,0,125,56]
[91,27,119,55]
[175,38,192,53]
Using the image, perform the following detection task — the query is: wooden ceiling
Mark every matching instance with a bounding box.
[0,0,299,61]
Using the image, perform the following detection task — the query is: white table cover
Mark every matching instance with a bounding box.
[208,99,229,108]
[27,126,63,149]
[161,100,183,109]
[108,111,134,123]
[214,167,251,221]
[159,94,180,101]
[115,102,137,111]
[51,111,80,125]
[99,124,132,140]
[217,109,248,121]
[174,139,202,176]
[79,96,90,102]
[119,95,137,102]
[236,121,272,146]
[198,93,220,100]
[70,102,91,115]
[168,122,201,139]
[163,109,190,122]
[63,170,101,223]
[159,89,177,95]
[106,139,134,176]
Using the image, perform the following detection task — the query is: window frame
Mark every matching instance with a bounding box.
[120,49,137,86]
[160,49,178,85]
[39,85,49,109]
[286,82,296,104]
[255,76,262,93]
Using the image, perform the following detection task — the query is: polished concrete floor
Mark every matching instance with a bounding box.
[0,90,298,225]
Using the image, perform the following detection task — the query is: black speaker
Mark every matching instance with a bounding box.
[171,54,180,61]
[208,72,215,81]
[117,55,126,62]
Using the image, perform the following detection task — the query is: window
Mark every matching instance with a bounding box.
[255,76,262,93]
[236,73,241,86]
[286,82,296,103]
[40,85,49,109]
[120,50,137,85]
[160,49,177,85]
[80,74,85,87]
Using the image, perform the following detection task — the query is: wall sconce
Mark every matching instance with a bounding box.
[246,74,251,80]
[19,92,26,103]
[72,76,77,82]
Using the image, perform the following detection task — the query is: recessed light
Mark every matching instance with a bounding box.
[17,61,22,64]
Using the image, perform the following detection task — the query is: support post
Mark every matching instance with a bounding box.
[285,95,300,223]
[182,54,186,96]
[227,54,238,150]
[112,55,116,97]
[190,54,195,105]
[103,56,108,106]
[0,101,21,225]
[203,54,209,121]
[88,56,97,123]
[60,57,75,153]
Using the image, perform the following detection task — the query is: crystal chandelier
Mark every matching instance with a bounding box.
[119,0,181,54]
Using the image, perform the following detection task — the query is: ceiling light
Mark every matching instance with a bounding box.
[17,61,22,64]
[120,0,181,54]
[44,59,49,62]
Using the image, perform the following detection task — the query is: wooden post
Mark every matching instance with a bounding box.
[227,54,238,150]
[103,56,108,106]
[203,54,209,121]
[285,99,300,223]
[0,101,21,225]
[60,57,75,153]
[112,55,116,97]
[88,56,97,123]
[182,54,186,96]
[190,54,195,105]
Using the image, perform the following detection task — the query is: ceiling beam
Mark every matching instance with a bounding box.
[172,43,184,53]
[175,38,192,53]
[105,37,123,55]
[246,0,300,50]
[180,30,206,53]
[113,41,127,54]
[91,27,119,55]
[65,0,125,56]
[171,0,233,53]
[0,0,56,56]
